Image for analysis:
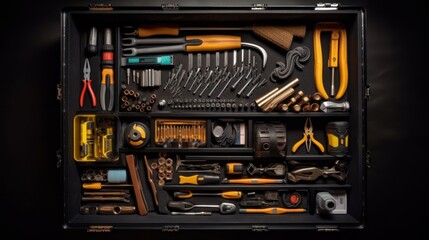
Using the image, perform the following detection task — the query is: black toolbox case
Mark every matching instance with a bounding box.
[60,3,367,231]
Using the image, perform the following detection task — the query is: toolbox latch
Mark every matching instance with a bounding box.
[315,3,339,10]
[251,4,267,10]
[162,225,180,232]
[366,151,372,168]
[316,225,339,232]
[252,225,269,232]
[365,85,371,100]
[161,4,179,10]
[88,3,113,11]
[87,225,113,232]
[56,84,62,101]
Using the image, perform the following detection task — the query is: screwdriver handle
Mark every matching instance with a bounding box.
[82,182,102,190]
[224,178,285,184]
[185,35,241,52]
[221,191,243,199]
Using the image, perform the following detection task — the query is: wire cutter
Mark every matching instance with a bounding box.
[287,163,347,183]
[79,58,96,107]
[292,117,325,153]
[100,67,114,111]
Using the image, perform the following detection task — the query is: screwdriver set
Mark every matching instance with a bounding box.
[59,3,368,231]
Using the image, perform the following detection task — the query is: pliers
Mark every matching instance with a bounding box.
[287,162,347,183]
[292,117,325,153]
[79,58,96,107]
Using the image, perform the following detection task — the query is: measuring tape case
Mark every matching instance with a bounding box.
[59,2,368,232]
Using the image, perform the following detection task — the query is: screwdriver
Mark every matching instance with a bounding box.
[82,182,133,190]
[173,191,242,199]
[222,178,285,184]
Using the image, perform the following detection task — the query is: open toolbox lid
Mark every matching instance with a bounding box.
[59,2,367,231]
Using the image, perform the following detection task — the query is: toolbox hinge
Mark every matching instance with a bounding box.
[56,149,63,169]
[251,4,267,10]
[88,3,113,10]
[161,4,179,10]
[315,3,339,10]
[252,225,269,232]
[366,150,372,168]
[87,225,113,232]
[365,85,371,100]
[162,225,180,232]
[317,225,340,232]
[56,84,62,101]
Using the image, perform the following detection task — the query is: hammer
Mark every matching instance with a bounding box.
[122,35,267,69]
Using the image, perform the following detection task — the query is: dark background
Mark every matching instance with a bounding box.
[2,0,427,238]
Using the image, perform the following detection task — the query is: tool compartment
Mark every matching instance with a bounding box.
[60,4,366,231]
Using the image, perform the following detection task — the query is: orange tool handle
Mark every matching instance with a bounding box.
[225,178,284,184]
[239,207,306,214]
[101,68,114,84]
[179,175,220,185]
[185,35,241,52]
[82,182,133,190]
[314,22,348,99]
[136,24,180,37]
[309,133,325,153]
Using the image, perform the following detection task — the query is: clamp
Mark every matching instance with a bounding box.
[314,22,348,99]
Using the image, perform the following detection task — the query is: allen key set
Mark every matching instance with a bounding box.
[60,4,368,231]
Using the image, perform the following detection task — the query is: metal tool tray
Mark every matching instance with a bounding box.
[59,3,367,231]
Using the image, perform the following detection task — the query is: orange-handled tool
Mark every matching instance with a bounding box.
[82,182,133,190]
[239,207,306,214]
[314,22,348,99]
[222,178,285,184]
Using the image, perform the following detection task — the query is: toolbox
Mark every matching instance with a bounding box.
[59,2,368,231]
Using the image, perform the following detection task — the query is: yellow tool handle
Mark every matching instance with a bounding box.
[292,134,307,153]
[82,182,103,190]
[226,178,284,184]
[313,22,348,99]
[101,68,114,84]
[137,24,180,37]
[240,207,306,214]
[221,191,243,199]
[185,35,242,52]
[309,133,325,153]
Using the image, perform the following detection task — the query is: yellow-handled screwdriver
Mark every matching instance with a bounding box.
[173,191,242,199]
[82,182,133,190]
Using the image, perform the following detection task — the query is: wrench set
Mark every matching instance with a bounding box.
[61,4,367,231]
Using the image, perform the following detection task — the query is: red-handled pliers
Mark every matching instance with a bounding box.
[79,58,96,107]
